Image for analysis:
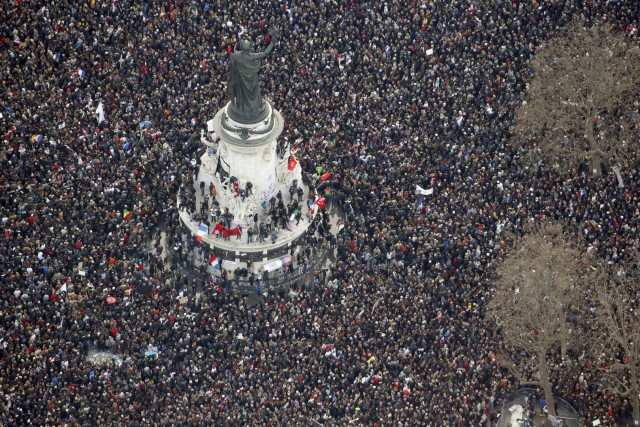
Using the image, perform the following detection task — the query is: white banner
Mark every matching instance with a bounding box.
[415,185,433,196]
[263,259,283,272]
[221,260,237,269]
[263,255,292,272]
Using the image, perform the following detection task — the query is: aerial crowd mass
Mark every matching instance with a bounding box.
[1,0,640,426]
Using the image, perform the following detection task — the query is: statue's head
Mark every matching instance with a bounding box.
[239,40,251,52]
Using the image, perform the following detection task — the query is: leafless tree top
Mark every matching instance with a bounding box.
[591,271,640,399]
[488,223,586,357]
[515,20,640,174]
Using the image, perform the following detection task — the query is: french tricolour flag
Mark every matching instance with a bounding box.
[209,255,219,269]
[196,224,208,242]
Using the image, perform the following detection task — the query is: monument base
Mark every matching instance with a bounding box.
[178,198,312,264]
[178,102,313,264]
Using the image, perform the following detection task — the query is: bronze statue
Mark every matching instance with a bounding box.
[227,29,280,123]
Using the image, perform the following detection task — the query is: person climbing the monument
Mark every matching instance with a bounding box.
[210,182,216,199]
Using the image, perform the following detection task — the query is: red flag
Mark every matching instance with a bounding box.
[229,226,242,236]
[315,197,326,209]
[287,156,297,171]
[213,223,224,236]
[208,255,217,264]
[320,172,331,181]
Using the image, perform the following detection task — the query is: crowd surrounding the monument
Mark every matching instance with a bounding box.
[1,0,640,425]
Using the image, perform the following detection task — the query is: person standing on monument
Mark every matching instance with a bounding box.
[247,226,254,244]
[222,207,232,229]
[227,29,280,117]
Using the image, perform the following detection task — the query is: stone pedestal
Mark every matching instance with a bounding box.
[179,100,311,263]
[213,101,284,207]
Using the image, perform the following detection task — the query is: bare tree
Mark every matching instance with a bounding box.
[593,272,640,424]
[487,223,589,417]
[514,20,640,176]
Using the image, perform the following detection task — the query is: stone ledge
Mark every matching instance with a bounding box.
[214,101,284,147]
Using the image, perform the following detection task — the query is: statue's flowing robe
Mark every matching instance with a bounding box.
[228,53,263,113]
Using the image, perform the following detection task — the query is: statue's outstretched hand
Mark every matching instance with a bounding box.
[271,28,281,41]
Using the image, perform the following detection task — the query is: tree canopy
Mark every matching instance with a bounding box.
[515,21,640,176]
[488,223,591,417]
[592,272,640,424]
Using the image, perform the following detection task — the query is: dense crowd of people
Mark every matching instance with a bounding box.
[1,0,639,425]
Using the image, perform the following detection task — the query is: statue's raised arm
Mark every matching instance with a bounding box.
[227,29,280,124]
[252,29,280,60]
